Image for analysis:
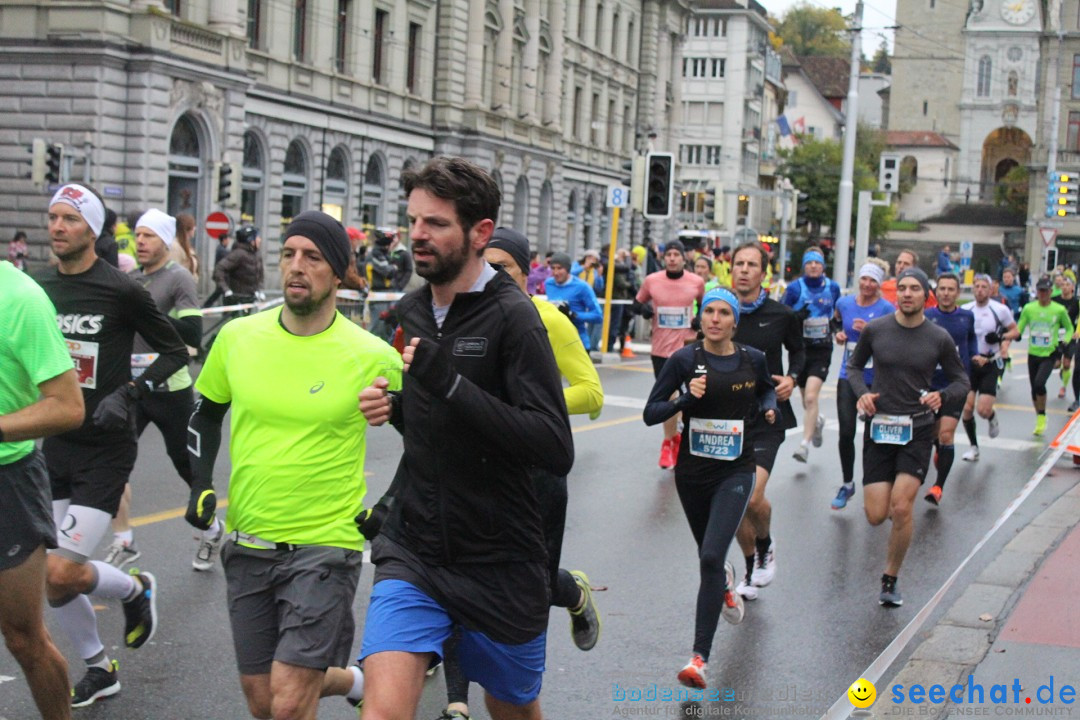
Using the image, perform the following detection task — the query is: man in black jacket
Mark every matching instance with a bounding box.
[730,241,805,601]
[357,157,572,720]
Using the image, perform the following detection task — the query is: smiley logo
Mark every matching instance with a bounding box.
[848,678,876,708]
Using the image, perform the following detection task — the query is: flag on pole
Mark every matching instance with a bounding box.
[777,115,792,136]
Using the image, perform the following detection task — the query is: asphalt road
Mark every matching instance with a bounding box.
[2,343,1078,720]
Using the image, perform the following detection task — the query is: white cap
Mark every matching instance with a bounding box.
[135,209,177,247]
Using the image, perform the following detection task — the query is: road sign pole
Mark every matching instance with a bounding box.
[600,206,621,354]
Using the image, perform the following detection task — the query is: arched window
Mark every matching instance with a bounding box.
[322,146,349,222]
[977,55,992,97]
[282,139,309,226]
[398,157,417,234]
[167,114,203,217]
[513,176,530,232]
[566,190,578,256]
[362,153,385,227]
[583,193,594,249]
[538,181,554,255]
[241,130,266,226]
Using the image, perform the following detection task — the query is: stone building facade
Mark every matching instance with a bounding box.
[0,0,690,289]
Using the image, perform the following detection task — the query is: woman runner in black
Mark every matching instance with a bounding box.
[644,288,778,690]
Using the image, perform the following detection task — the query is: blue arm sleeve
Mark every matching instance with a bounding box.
[576,285,604,324]
[781,282,800,308]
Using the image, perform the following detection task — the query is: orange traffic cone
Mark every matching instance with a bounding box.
[621,336,635,359]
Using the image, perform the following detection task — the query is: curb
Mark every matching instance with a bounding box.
[868,480,1080,718]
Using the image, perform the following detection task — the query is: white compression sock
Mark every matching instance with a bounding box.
[52,595,105,662]
[346,665,364,702]
[88,560,137,601]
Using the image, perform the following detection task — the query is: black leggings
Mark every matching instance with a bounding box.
[675,469,754,662]
[1029,353,1059,400]
[836,379,859,484]
[135,386,195,486]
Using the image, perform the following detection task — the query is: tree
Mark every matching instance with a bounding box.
[776,3,850,59]
[871,39,891,74]
[778,127,894,242]
[994,165,1029,216]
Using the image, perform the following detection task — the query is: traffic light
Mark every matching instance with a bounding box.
[30,138,47,185]
[702,184,723,226]
[1046,172,1079,218]
[879,153,900,193]
[218,162,236,205]
[643,152,674,219]
[794,191,810,228]
[621,156,646,213]
[45,143,63,184]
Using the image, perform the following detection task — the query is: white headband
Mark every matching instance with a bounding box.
[50,184,105,238]
[135,209,177,247]
[858,263,885,284]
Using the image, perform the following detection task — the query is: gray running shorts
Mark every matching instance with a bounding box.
[0,450,57,571]
[221,541,363,675]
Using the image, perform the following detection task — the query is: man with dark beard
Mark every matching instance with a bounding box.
[185,210,402,718]
[357,157,573,720]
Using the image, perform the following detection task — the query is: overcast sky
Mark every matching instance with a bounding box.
[763,0,899,52]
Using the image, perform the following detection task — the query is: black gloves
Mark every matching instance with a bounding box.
[985,331,1002,345]
[632,300,654,319]
[552,300,578,325]
[408,338,462,399]
[185,483,217,530]
[355,496,395,540]
[92,383,142,433]
[691,315,702,332]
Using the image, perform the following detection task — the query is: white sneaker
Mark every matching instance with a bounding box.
[812,414,825,448]
[962,447,980,462]
[988,414,1000,439]
[192,525,224,572]
[751,544,776,587]
[735,576,758,601]
[792,441,809,463]
[103,538,141,568]
[721,562,745,624]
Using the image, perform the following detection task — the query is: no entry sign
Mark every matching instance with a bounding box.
[205,211,232,240]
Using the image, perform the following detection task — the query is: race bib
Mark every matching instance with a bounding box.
[66,339,100,389]
[657,306,692,329]
[803,316,830,340]
[845,341,873,369]
[131,353,158,379]
[870,414,913,446]
[1031,324,1052,347]
[688,418,744,460]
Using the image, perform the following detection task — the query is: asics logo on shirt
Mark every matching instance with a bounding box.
[310,381,325,394]
[56,313,104,335]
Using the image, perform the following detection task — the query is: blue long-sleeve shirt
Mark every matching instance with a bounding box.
[925,305,977,390]
[545,276,603,348]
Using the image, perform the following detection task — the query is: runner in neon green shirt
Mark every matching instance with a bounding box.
[186,211,400,716]
[1017,276,1076,435]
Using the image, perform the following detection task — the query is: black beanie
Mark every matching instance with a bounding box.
[897,267,931,297]
[663,239,686,255]
[487,227,531,275]
[282,211,352,280]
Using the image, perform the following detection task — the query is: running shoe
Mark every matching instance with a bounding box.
[879,577,903,607]
[831,485,855,510]
[1034,414,1047,437]
[103,539,141,569]
[122,571,157,649]
[735,575,758,601]
[569,570,601,651]
[988,414,1000,438]
[677,654,707,689]
[1070,401,1080,414]
[812,414,825,448]
[792,441,809,463]
[659,438,675,469]
[751,543,775,587]
[71,660,120,708]
[425,658,443,677]
[924,485,942,505]
[721,562,744,625]
[435,711,470,719]
[192,525,224,572]
[962,447,980,462]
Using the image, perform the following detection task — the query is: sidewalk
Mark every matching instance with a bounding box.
[869,472,1080,718]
